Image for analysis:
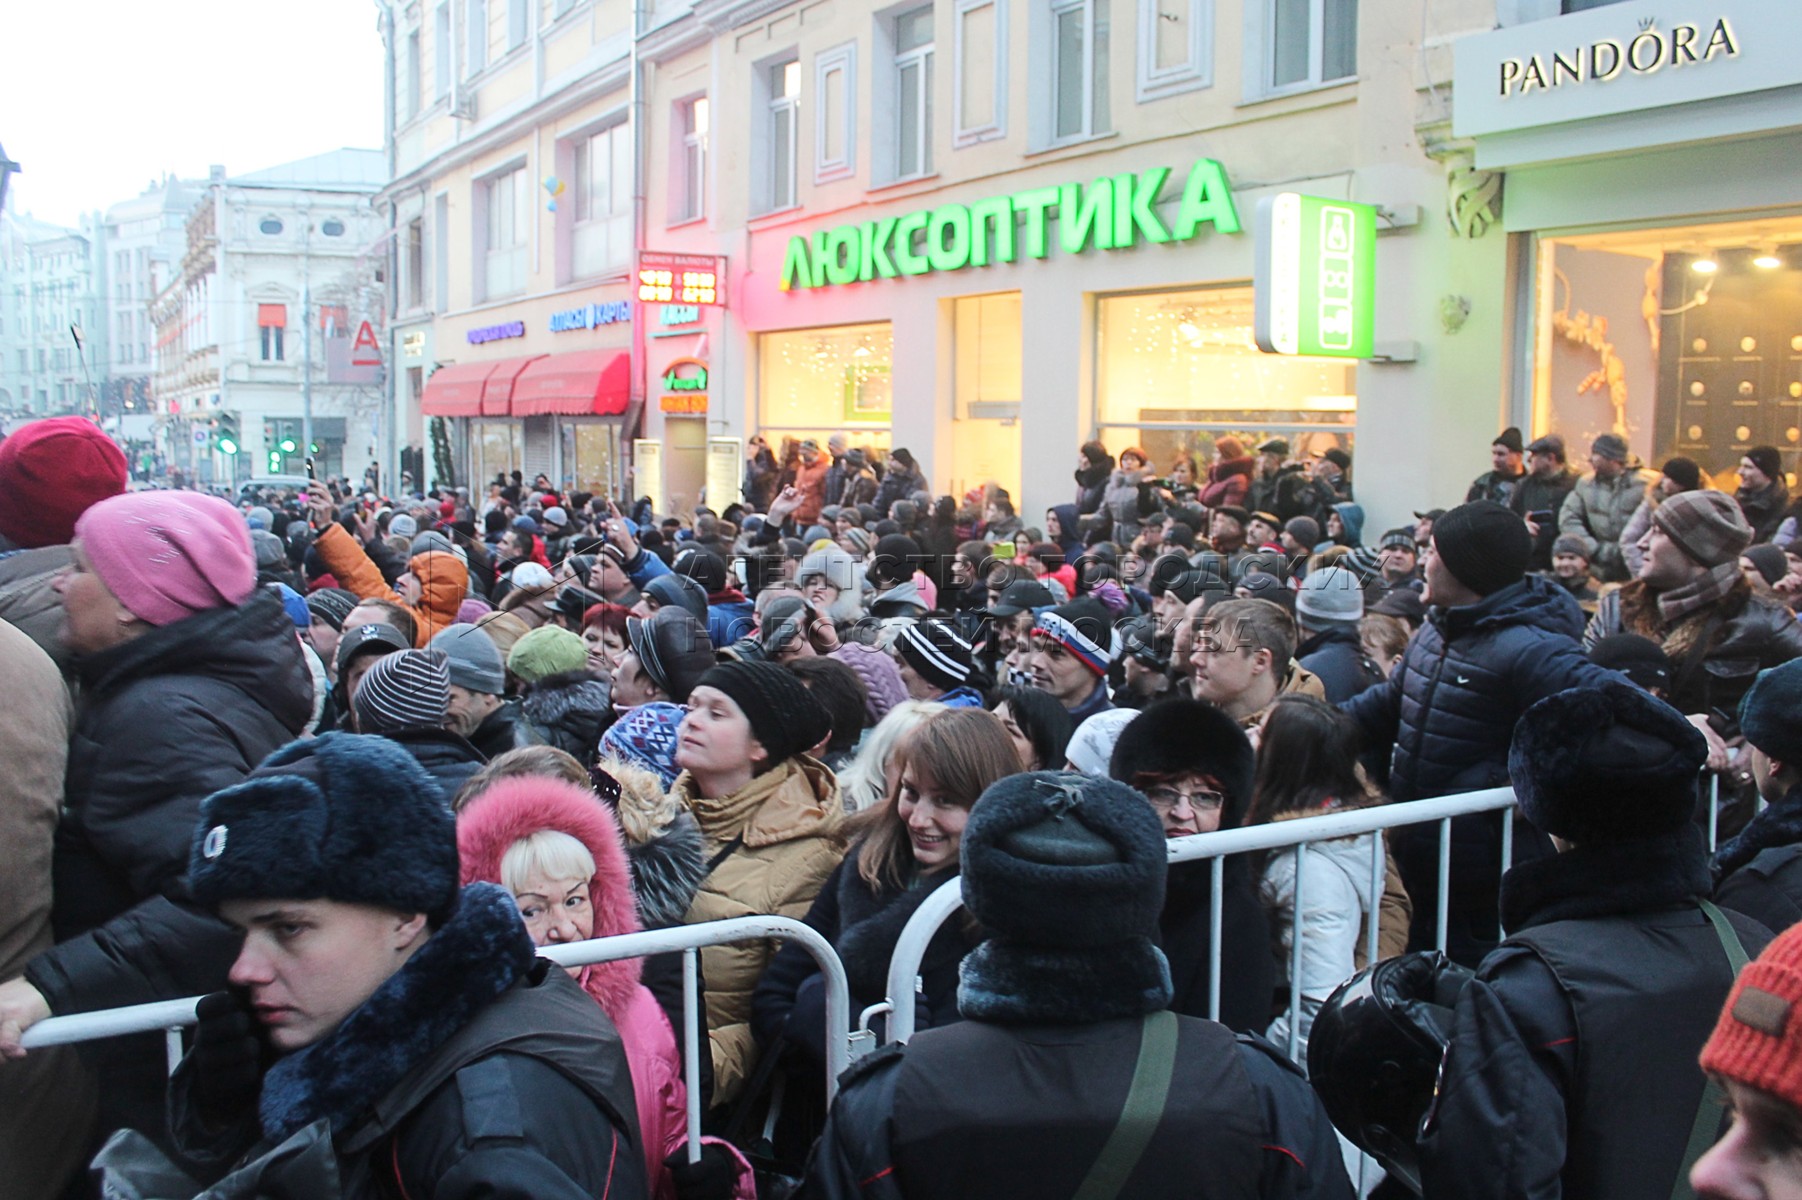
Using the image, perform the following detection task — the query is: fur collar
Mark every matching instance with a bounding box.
[1500,826,1710,934]
[1715,784,1802,880]
[258,883,535,1143]
[627,809,706,928]
[958,938,1173,1025]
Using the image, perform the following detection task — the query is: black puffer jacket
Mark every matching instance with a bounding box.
[519,668,613,760]
[1341,576,1621,962]
[379,727,488,802]
[30,589,313,1008]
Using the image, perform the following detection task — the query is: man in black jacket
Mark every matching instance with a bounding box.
[1509,434,1580,570]
[1715,659,1802,932]
[351,648,488,800]
[1294,567,1384,703]
[1419,682,1770,1199]
[99,733,647,1200]
[800,769,1350,1199]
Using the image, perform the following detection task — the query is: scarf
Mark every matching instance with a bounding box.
[1657,559,1742,624]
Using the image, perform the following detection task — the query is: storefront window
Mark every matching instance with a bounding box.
[559,421,621,499]
[759,321,894,455]
[1096,285,1355,473]
[952,292,1023,502]
[1532,215,1802,488]
[473,420,524,488]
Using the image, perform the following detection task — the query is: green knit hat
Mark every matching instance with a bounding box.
[507,625,589,683]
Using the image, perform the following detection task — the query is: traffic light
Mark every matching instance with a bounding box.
[215,412,240,456]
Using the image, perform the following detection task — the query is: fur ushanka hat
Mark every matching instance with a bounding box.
[1108,698,1256,825]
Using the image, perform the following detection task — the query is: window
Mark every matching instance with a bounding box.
[259,217,284,235]
[435,4,452,99]
[1267,0,1356,92]
[893,8,934,178]
[466,0,487,76]
[759,322,895,443]
[321,218,346,237]
[406,30,423,117]
[404,219,425,310]
[675,96,709,223]
[1051,0,1109,141]
[571,123,631,277]
[954,0,1006,145]
[508,0,529,48]
[814,45,856,184]
[762,60,801,213]
[433,193,450,311]
[258,304,287,362]
[482,167,528,299]
[1137,0,1210,100]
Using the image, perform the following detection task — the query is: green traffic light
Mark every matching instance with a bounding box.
[280,438,298,453]
[218,438,239,455]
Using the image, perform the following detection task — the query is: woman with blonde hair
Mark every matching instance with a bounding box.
[832,699,941,813]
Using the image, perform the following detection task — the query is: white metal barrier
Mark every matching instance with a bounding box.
[20,915,858,1165]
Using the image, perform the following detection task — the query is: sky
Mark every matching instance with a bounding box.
[0,0,386,227]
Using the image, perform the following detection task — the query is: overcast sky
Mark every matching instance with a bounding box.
[1,0,385,227]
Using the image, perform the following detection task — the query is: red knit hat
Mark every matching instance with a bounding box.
[0,417,128,549]
[1700,922,1802,1109]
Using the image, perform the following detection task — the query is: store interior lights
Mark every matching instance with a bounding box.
[1690,253,1719,275]
[1754,244,1784,270]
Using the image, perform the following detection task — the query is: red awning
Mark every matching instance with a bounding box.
[480,355,544,416]
[511,350,632,416]
[418,361,494,417]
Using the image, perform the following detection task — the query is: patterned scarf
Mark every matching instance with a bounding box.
[1657,560,1742,624]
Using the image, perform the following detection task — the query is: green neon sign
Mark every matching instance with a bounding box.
[1252,193,1377,360]
[779,159,1241,291]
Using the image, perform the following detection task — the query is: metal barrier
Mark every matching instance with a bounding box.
[881,786,1521,1047]
[20,915,858,1165]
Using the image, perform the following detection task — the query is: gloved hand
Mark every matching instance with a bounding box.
[665,1141,740,1200]
[189,990,268,1128]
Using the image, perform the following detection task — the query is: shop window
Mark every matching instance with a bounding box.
[1096,285,1355,469]
[571,122,631,278]
[815,45,856,184]
[952,292,1023,501]
[754,58,801,215]
[1531,216,1802,488]
[953,0,1006,146]
[1262,0,1356,94]
[1137,0,1210,101]
[673,96,709,223]
[474,420,524,487]
[1032,0,1109,148]
[559,421,622,497]
[759,322,895,450]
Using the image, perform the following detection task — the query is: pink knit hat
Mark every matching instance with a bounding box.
[74,491,257,626]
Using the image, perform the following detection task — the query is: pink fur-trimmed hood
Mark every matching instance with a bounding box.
[456,776,643,1019]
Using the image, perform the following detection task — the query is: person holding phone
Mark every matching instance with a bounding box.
[1508,434,1580,571]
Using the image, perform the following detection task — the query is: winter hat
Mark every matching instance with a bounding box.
[510,562,555,592]
[542,506,569,529]
[0,417,128,549]
[552,586,605,627]
[411,530,456,558]
[1746,543,1791,587]
[891,448,917,471]
[1065,709,1139,776]
[1370,588,1426,626]
[474,611,531,664]
[389,513,418,539]
[1740,659,1802,767]
[1283,516,1321,548]
[1588,633,1672,694]
[832,640,909,725]
[428,623,507,694]
[599,701,687,789]
[1032,598,1113,677]
[1508,681,1706,844]
[1526,433,1567,460]
[245,506,274,531]
[355,649,452,734]
[508,625,589,684]
[1379,528,1416,553]
[839,527,874,556]
[1344,545,1384,582]
[626,608,715,703]
[1296,566,1365,629]
[675,547,729,595]
[1322,448,1352,472]
[1236,572,1295,614]
[335,621,411,679]
[1653,489,1753,568]
[1700,923,1802,1114]
[269,583,310,629]
[75,491,257,626]
[1429,501,1531,597]
[456,597,494,625]
[894,618,975,691]
[758,595,811,655]
[511,514,540,536]
[1591,433,1629,463]
[1257,438,1290,456]
[1747,445,1784,483]
[644,573,710,623]
[867,534,920,586]
[191,732,461,924]
[693,661,832,768]
[305,587,358,632]
[959,770,1168,951]
[1662,457,1702,492]
[1551,535,1591,561]
[798,546,859,595]
[1108,699,1255,826]
[1493,427,1524,454]
[987,579,1057,618]
[251,530,287,571]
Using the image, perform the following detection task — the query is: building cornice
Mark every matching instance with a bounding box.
[692,0,800,35]
[637,13,711,62]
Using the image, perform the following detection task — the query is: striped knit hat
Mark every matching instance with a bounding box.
[354,649,451,734]
[1032,599,1112,677]
[894,618,975,692]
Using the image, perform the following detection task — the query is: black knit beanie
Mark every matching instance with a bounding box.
[1430,501,1531,597]
[695,661,832,769]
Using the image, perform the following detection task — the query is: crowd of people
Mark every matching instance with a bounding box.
[7,414,1802,1197]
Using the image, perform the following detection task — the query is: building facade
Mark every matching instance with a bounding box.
[149,152,387,489]
[0,210,104,422]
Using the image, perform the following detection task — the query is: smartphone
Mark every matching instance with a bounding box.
[305,457,317,481]
[992,540,1017,560]
[1528,510,1553,524]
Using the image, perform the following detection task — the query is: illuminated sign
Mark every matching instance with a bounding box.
[637,252,721,305]
[660,304,701,325]
[1497,17,1737,97]
[661,358,708,393]
[466,320,525,345]
[780,159,1240,291]
[549,300,632,332]
[660,394,708,413]
[1253,193,1377,360]
[402,331,426,359]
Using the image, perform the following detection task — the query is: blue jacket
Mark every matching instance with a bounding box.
[707,598,757,647]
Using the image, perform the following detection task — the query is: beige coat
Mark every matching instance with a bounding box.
[675,756,843,1105]
[0,618,95,1200]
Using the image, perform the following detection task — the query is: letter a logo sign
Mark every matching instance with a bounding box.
[352,320,383,366]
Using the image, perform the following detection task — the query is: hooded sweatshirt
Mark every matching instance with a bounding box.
[313,522,469,646]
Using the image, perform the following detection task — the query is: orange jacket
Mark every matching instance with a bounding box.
[313,523,468,647]
[792,456,832,524]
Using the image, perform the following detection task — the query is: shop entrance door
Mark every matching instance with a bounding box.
[664,416,707,517]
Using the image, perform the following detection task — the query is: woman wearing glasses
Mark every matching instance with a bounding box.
[1107,698,1276,1035]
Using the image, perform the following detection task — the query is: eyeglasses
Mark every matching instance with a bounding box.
[1142,786,1225,815]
